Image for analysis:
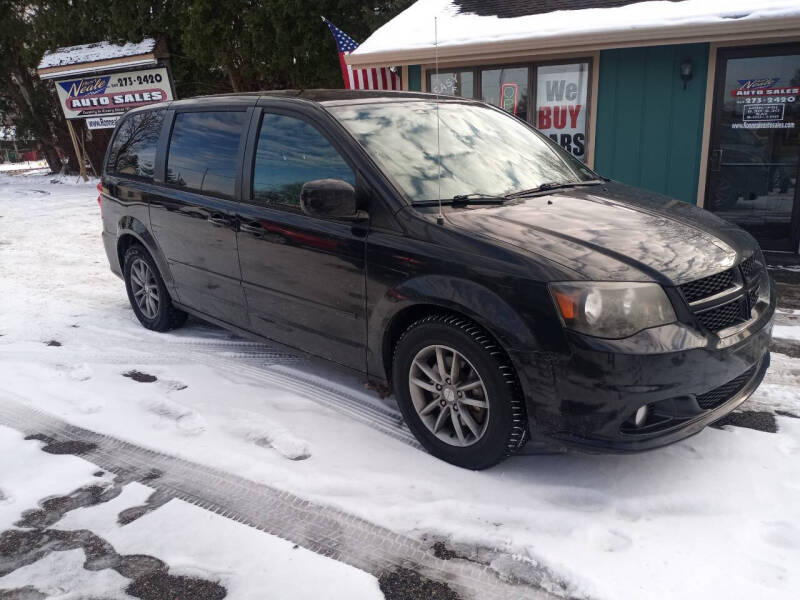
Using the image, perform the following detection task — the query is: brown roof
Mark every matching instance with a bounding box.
[453,0,682,19]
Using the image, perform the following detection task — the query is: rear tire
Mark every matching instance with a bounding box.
[123,244,187,332]
[392,314,527,469]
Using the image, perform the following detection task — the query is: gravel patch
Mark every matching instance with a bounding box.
[123,370,158,383]
[711,411,778,433]
[379,568,461,600]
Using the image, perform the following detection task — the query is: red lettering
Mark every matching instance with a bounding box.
[568,105,582,128]
[554,106,566,129]
[538,107,551,129]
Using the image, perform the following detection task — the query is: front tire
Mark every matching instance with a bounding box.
[392,314,527,469]
[123,244,187,332]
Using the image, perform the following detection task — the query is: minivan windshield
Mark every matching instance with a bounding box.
[327,101,599,204]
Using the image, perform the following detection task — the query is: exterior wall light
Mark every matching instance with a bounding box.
[680,59,693,89]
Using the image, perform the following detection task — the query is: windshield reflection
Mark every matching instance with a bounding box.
[328,101,595,203]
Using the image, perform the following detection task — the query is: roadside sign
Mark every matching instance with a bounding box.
[85,115,121,130]
[54,66,173,120]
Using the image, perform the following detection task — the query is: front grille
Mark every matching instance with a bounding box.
[696,300,748,332]
[740,255,758,280]
[748,284,759,308]
[695,365,757,410]
[679,255,763,334]
[679,269,734,303]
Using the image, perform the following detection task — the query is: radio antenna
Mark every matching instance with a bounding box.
[434,16,444,226]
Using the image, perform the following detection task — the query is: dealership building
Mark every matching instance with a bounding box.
[348,0,800,255]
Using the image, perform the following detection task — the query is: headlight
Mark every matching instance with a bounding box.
[549,282,676,339]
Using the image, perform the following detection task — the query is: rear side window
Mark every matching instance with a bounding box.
[107,110,164,180]
[166,111,248,199]
[252,113,355,207]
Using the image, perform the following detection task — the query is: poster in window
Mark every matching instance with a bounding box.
[536,63,589,162]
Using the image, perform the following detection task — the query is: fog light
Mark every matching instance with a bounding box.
[634,405,649,427]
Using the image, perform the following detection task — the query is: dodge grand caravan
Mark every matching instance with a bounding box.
[100,90,775,469]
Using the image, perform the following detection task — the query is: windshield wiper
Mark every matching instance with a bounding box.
[412,193,509,207]
[451,193,508,206]
[506,179,604,199]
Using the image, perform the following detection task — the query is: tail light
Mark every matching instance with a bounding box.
[96,181,103,216]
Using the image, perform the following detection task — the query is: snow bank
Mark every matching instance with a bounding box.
[353,0,800,56]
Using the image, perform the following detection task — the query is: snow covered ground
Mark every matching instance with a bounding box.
[1,171,800,599]
[0,426,382,600]
[0,160,48,173]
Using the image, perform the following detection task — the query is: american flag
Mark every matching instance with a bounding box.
[323,17,401,91]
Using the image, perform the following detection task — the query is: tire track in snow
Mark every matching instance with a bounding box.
[0,399,557,600]
[0,336,419,449]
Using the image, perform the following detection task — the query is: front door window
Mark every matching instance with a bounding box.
[707,47,800,251]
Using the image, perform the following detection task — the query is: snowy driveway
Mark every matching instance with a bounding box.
[1,172,799,600]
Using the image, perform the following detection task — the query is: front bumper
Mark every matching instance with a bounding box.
[514,280,775,453]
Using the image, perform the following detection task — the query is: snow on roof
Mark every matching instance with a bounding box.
[38,38,156,70]
[350,0,800,63]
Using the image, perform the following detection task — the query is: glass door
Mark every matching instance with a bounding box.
[706,44,800,252]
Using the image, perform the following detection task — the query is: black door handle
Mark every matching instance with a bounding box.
[207,214,233,228]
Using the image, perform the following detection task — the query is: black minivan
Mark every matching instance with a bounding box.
[100,90,775,469]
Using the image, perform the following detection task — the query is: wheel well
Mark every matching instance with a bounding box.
[116,234,141,269]
[382,304,510,387]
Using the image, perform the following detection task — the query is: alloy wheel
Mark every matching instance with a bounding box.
[408,344,490,447]
[129,258,160,320]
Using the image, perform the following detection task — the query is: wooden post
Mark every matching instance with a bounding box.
[65,119,88,181]
[78,127,97,177]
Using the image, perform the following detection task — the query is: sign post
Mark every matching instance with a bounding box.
[65,120,88,181]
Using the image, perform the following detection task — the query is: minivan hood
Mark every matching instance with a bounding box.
[443,182,756,285]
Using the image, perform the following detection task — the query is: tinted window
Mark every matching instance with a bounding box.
[166,111,247,199]
[108,110,164,179]
[252,113,355,207]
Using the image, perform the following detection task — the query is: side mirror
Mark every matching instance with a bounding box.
[300,179,366,221]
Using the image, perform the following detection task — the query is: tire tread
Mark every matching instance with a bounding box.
[392,313,527,467]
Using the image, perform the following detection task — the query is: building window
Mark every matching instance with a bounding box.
[426,59,593,163]
[430,70,475,97]
[535,62,590,162]
[481,67,529,122]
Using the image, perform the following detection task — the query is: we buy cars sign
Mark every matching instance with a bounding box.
[536,64,588,162]
[54,66,173,119]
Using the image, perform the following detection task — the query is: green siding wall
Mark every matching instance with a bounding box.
[408,65,422,91]
[594,44,709,204]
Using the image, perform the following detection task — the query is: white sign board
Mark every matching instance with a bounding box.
[536,63,589,162]
[54,66,173,120]
[86,115,120,130]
